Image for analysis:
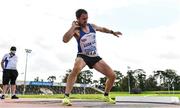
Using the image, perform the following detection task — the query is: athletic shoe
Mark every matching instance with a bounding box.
[11,95,19,99]
[62,97,72,106]
[102,96,116,104]
[1,95,5,99]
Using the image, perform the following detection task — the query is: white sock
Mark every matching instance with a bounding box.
[12,94,16,96]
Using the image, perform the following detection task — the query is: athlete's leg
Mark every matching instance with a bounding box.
[65,57,86,94]
[63,57,86,106]
[93,60,116,104]
[93,60,116,93]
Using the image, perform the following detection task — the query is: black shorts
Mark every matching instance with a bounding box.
[2,69,18,85]
[77,54,102,69]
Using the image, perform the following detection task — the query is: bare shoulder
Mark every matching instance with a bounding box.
[91,24,97,29]
[91,23,103,31]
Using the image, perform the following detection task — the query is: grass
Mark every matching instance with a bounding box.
[18,91,180,99]
[110,92,180,99]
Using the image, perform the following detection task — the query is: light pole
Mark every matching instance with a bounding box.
[83,72,86,94]
[172,84,175,95]
[127,66,131,94]
[23,49,32,95]
[168,82,170,94]
[171,79,175,94]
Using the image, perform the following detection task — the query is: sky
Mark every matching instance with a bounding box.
[0,0,180,82]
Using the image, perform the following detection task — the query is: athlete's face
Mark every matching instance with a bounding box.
[78,13,88,27]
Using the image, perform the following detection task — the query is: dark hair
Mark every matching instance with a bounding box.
[10,46,16,51]
[76,9,88,18]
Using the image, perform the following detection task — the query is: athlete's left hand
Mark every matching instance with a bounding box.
[112,31,122,37]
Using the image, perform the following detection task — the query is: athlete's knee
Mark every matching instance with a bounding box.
[69,68,80,77]
[69,72,79,77]
[108,72,116,80]
[112,73,116,80]
[72,65,82,73]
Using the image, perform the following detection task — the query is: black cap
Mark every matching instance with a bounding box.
[10,46,16,51]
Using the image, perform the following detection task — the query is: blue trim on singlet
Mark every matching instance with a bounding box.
[4,57,8,69]
[77,23,96,53]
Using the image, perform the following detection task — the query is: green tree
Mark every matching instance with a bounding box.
[76,70,93,84]
[34,77,39,82]
[127,69,136,90]
[120,76,128,91]
[120,69,136,92]
[99,77,106,86]
[62,69,72,83]
[62,69,93,84]
[164,69,178,90]
[154,70,166,90]
[47,75,56,82]
[93,80,99,87]
[134,69,146,91]
[154,69,178,90]
[114,70,123,87]
[174,75,180,90]
[145,75,158,91]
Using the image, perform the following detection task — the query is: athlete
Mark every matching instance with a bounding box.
[62,9,122,106]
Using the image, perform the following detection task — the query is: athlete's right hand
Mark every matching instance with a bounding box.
[72,21,80,29]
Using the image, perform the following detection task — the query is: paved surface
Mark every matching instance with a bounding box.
[0,98,180,108]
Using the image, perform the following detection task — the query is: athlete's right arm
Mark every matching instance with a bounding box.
[63,21,80,43]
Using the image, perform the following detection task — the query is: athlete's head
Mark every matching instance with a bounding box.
[76,9,88,27]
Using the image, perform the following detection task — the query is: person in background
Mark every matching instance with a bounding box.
[1,46,19,99]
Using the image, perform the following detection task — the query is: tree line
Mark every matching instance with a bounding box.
[61,69,180,91]
[36,68,180,92]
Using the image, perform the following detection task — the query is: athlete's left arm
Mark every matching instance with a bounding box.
[91,24,122,37]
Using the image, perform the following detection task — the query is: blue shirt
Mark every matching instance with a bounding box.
[76,24,98,57]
